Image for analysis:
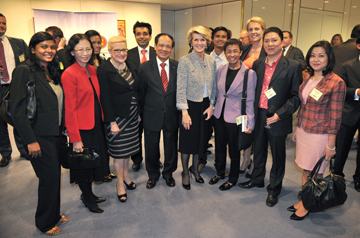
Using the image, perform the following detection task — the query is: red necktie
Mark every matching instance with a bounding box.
[0,39,10,82]
[160,63,168,92]
[141,50,147,64]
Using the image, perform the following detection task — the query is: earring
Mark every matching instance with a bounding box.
[191,45,193,49]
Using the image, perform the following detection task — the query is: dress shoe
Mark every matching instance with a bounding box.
[355,181,360,192]
[219,181,234,191]
[124,181,137,190]
[109,172,117,178]
[132,163,141,171]
[103,175,112,182]
[118,193,127,203]
[266,194,278,207]
[0,155,11,167]
[81,194,106,204]
[290,211,309,221]
[238,180,264,188]
[20,152,30,160]
[82,200,104,213]
[159,161,163,168]
[164,177,176,187]
[146,179,157,189]
[209,175,224,185]
[190,167,204,183]
[287,205,297,212]
[206,150,212,155]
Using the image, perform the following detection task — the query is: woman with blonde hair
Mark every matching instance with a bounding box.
[239,16,267,178]
[97,36,140,202]
[177,25,217,190]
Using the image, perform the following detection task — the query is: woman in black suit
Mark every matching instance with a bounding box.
[97,36,140,202]
[10,32,68,235]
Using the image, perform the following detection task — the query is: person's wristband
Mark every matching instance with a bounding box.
[326,145,336,151]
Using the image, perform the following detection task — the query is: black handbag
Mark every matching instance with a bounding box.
[0,65,36,126]
[298,156,347,212]
[237,68,254,151]
[68,146,101,170]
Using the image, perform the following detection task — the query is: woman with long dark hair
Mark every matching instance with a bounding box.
[11,31,68,235]
[62,34,108,213]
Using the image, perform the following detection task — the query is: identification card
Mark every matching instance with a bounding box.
[236,115,242,125]
[59,62,64,70]
[309,88,323,101]
[19,54,25,62]
[264,88,276,99]
[241,115,248,132]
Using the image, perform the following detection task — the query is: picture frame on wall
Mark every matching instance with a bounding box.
[117,20,126,37]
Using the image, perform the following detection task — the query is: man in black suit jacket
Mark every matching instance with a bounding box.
[139,33,179,189]
[334,37,360,192]
[126,21,157,172]
[45,26,69,70]
[239,27,302,207]
[333,24,360,75]
[0,13,28,167]
[282,31,306,70]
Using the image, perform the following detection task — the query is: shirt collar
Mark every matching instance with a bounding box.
[265,54,282,66]
[0,35,6,41]
[138,45,150,53]
[210,50,225,59]
[156,56,169,67]
[283,45,291,52]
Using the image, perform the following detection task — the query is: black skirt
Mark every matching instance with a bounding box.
[179,97,210,156]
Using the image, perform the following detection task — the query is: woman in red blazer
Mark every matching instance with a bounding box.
[61,34,108,213]
[289,41,346,220]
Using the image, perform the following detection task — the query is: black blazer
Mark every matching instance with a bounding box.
[240,44,267,62]
[56,48,70,70]
[97,59,140,122]
[285,45,306,70]
[339,57,360,126]
[333,39,358,75]
[8,36,28,66]
[139,58,179,132]
[10,61,61,145]
[253,56,302,136]
[126,46,156,69]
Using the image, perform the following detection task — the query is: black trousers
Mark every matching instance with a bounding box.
[29,135,62,232]
[214,116,240,184]
[251,109,287,196]
[144,116,178,180]
[0,85,26,157]
[334,120,360,182]
[131,117,143,165]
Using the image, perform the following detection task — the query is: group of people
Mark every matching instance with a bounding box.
[1,11,360,235]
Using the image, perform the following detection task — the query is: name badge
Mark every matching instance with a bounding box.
[59,62,64,70]
[236,115,242,125]
[309,88,323,101]
[264,88,276,99]
[236,115,248,132]
[19,54,25,62]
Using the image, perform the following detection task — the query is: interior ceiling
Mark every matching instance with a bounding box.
[108,0,239,11]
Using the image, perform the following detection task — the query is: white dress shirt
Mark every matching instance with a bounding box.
[282,45,291,56]
[156,57,169,81]
[210,50,228,70]
[138,45,150,64]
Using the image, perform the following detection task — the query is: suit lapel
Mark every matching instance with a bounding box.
[269,56,286,86]
[167,60,176,95]
[226,64,245,95]
[151,60,166,93]
[33,70,56,96]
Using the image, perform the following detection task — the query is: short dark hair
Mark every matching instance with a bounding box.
[133,21,152,36]
[0,13,5,19]
[351,24,360,39]
[155,33,175,48]
[282,30,293,39]
[263,27,283,41]
[45,26,64,39]
[305,40,335,76]
[29,32,60,83]
[212,26,230,39]
[224,38,243,52]
[65,33,95,66]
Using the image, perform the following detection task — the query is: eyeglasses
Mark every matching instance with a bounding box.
[112,49,128,54]
[73,48,93,54]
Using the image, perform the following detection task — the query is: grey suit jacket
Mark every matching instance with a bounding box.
[285,45,306,70]
[333,38,358,75]
[139,58,179,132]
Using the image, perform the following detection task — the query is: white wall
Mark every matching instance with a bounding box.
[0,0,161,49]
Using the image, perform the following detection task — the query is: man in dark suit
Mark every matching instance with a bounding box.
[45,26,69,70]
[333,24,360,75]
[334,36,360,192]
[282,31,306,70]
[239,27,302,207]
[139,33,178,189]
[0,13,28,167]
[126,21,157,172]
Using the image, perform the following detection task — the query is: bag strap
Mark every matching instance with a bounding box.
[241,68,250,115]
[309,156,326,178]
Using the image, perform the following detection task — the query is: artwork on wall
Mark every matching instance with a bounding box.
[117,20,126,37]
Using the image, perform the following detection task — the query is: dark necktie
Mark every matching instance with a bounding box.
[0,39,10,82]
[282,47,286,56]
[160,63,168,92]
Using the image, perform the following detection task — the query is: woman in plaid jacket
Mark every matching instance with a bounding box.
[288,40,346,220]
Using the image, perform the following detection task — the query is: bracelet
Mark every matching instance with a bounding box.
[326,145,336,151]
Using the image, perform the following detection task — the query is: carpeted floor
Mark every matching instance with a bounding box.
[0,124,359,238]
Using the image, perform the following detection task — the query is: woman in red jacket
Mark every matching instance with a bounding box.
[62,34,108,213]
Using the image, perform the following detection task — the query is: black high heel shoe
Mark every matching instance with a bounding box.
[287,205,297,212]
[290,211,309,221]
[190,167,204,183]
[239,160,252,174]
[116,183,127,202]
[124,181,136,190]
[81,198,104,213]
[181,172,191,190]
